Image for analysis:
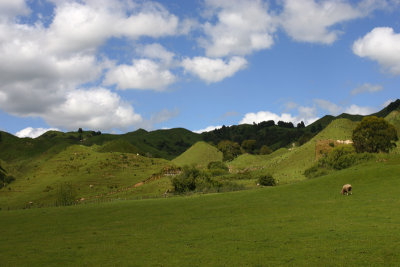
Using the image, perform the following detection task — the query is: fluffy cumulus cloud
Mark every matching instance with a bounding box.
[0,0,30,20]
[15,127,60,138]
[182,56,247,83]
[201,0,276,57]
[351,83,383,95]
[104,59,176,90]
[280,0,364,44]
[353,27,400,74]
[43,88,142,131]
[0,0,183,131]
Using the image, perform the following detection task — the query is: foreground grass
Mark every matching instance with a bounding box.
[1,155,400,266]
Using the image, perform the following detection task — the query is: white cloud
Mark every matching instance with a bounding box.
[43,88,142,131]
[201,0,276,57]
[0,0,30,20]
[0,0,184,130]
[104,59,176,90]
[351,83,383,95]
[138,109,180,130]
[280,0,363,44]
[315,98,378,116]
[136,43,175,64]
[15,127,60,139]
[182,56,247,83]
[240,111,297,125]
[194,125,223,134]
[353,27,400,74]
[239,106,318,126]
[47,1,180,54]
[344,104,377,115]
[314,99,342,115]
[382,99,395,107]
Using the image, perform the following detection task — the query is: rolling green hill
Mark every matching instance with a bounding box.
[1,154,399,266]
[229,118,358,184]
[0,145,171,209]
[172,141,223,167]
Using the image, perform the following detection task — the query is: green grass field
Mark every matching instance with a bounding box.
[172,141,223,167]
[1,154,400,266]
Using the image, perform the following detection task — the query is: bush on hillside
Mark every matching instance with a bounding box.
[259,145,272,155]
[352,116,398,153]
[258,174,276,186]
[55,183,77,206]
[207,161,229,176]
[217,140,242,161]
[171,166,199,193]
[304,145,375,178]
[171,165,243,193]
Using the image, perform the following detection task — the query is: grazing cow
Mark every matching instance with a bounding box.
[341,184,352,195]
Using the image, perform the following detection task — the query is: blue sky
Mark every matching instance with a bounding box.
[0,0,399,138]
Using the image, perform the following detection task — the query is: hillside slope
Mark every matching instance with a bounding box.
[1,155,400,266]
[172,141,223,167]
[0,145,170,209]
[229,118,358,184]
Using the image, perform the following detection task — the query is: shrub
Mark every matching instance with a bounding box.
[259,145,272,155]
[207,161,229,176]
[304,145,375,178]
[171,166,199,193]
[55,183,77,206]
[258,174,276,186]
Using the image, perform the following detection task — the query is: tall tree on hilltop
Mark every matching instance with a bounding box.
[352,116,398,153]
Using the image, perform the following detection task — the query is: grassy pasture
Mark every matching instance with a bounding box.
[1,155,400,266]
[172,141,223,167]
[229,118,358,184]
[0,145,170,209]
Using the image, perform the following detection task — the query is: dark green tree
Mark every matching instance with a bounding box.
[259,145,272,155]
[241,139,257,154]
[217,140,242,161]
[352,116,398,153]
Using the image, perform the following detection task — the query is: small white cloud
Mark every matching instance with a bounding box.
[15,127,59,138]
[201,0,276,57]
[136,43,175,64]
[104,59,176,90]
[280,0,363,44]
[194,125,223,134]
[353,27,400,75]
[344,104,377,115]
[351,83,383,95]
[382,99,395,107]
[239,111,296,125]
[314,99,342,115]
[182,56,247,83]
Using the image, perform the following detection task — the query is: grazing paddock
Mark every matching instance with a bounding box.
[1,157,400,266]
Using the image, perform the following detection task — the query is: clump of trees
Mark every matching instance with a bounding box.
[171,165,243,193]
[217,140,242,161]
[0,164,15,189]
[352,116,398,153]
[304,145,374,178]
